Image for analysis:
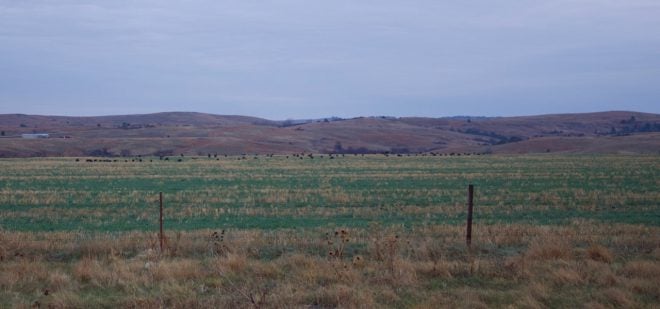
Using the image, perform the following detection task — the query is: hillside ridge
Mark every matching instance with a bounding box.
[1,111,658,157]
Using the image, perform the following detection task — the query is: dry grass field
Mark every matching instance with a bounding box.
[0,155,658,308]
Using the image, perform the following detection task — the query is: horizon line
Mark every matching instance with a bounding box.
[0,109,656,122]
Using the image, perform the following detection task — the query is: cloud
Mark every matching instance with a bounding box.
[0,0,658,118]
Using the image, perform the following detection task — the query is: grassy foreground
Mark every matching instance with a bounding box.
[0,155,658,307]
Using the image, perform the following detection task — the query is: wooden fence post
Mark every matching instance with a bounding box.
[466,184,474,247]
[159,192,164,252]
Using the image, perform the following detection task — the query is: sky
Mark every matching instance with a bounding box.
[1,0,659,119]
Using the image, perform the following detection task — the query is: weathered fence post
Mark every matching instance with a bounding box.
[466,184,474,246]
[159,192,164,252]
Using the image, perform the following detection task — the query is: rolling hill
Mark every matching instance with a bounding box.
[0,111,658,157]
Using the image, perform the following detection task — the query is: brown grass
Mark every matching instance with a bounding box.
[525,236,573,261]
[600,287,634,308]
[0,223,658,308]
[586,244,614,263]
[618,260,660,279]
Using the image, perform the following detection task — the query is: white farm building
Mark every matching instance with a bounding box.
[21,133,49,139]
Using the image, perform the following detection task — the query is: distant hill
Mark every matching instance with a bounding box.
[0,111,658,157]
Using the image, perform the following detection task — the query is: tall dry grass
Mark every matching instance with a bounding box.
[0,222,658,308]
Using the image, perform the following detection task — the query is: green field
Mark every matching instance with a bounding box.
[1,155,658,232]
[0,155,658,308]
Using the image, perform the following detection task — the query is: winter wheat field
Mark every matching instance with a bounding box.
[0,155,658,308]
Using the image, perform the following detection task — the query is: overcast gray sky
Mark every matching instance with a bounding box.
[1,0,659,119]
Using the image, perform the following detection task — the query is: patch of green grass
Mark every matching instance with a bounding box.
[0,155,658,232]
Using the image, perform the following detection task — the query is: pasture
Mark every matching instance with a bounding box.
[0,155,658,307]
